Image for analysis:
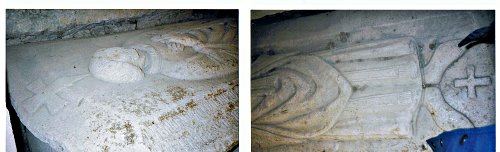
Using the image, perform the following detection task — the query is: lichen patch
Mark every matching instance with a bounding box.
[105,121,136,145]
[226,102,237,112]
[166,86,188,102]
[204,88,227,100]
[158,100,199,122]
[186,100,198,108]
[228,79,238,90]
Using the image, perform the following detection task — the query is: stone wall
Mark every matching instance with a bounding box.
[6,9,236,46]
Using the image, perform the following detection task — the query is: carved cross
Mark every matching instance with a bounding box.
[23,74,88,115]
[454,65,491,98]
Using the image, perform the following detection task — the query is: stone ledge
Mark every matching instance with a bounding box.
[6,9,236,46]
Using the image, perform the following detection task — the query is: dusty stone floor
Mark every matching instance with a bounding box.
[251,10,494,151]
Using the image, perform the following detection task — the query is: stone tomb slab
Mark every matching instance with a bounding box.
[251,11,494,151]
[7,19,238,152]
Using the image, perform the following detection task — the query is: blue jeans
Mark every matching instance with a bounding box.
[426,124,495,152]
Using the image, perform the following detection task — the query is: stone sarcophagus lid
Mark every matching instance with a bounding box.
[251,11,494,151]
[7,19,238,152]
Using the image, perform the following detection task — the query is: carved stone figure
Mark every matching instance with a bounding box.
[7,19,238,152]
[90,26,237,83]
[251,11,494,151]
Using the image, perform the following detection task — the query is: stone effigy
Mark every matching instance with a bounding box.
[7,19,238,151]
[251,11,494,151]
[89,24,237,83]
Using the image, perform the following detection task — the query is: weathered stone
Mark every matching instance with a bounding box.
[7,19,238,152]
[6,10,226,46]
[251,10,494,151]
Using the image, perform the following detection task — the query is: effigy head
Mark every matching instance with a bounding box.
[124,23,238,81]
[89,47,146,83]
[90,22,238,83]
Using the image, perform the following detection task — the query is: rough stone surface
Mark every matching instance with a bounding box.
[251,10,288,20]
[251,10,494,151]
[25,128,58,152]
[7,19,238,152]
[6,10,232,46]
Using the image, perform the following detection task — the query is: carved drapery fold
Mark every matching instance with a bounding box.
[251,55,352,139]
[90,21,238,83]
